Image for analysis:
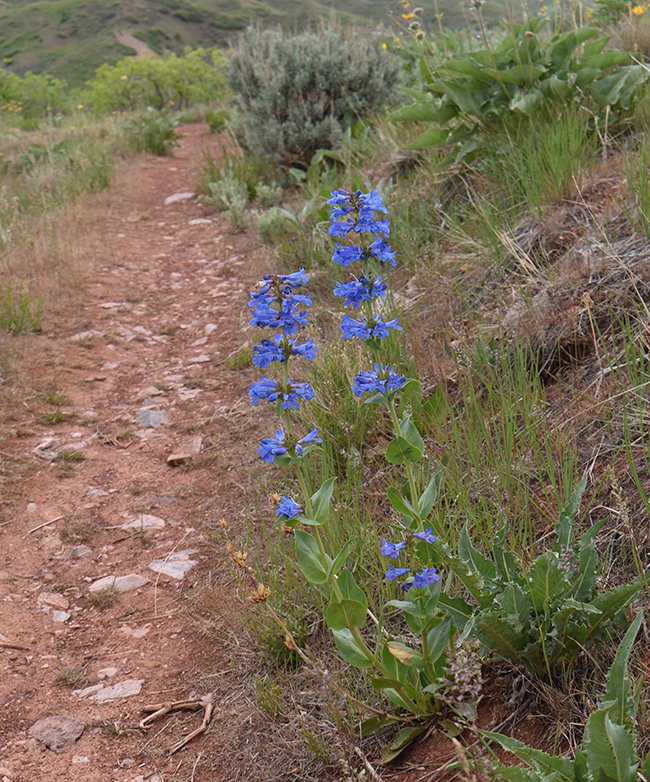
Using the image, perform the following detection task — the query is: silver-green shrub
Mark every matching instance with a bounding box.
[228,27,399,165]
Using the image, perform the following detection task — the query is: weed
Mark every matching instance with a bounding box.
[203,171,249,230]
[225,345,253,370]
[60,520,95,544]
[626,140,650,237]
[86,589,118,609]
[0,281,42,334]
[56,665,89,689]
[59,450,85,463]
[42,409,66,425]
[124,113,178,156]
[298,728,332,764]
[254,676,285,718]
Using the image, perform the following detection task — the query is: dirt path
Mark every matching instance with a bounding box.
[0,126,275,782]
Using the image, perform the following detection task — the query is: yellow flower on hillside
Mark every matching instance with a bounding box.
[586,7,594,18]
[393,36,400,44]
[402,12,415,19]
[632,4,645,14]
[120,74,128,80]
[381,42,388,49]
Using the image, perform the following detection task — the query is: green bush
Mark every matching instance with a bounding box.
[124,113,178,156]
[0,282,42,335]
[204,170,249,229]
[228,27,400,166]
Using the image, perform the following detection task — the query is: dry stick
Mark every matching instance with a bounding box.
[152,530,190,618]
[353,747,383,781]
[25,515,64,536]
[168,703,214,755]
[190,752,202,782]
[0,639,30,651]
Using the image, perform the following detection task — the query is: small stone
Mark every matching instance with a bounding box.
[133,386,165,402]
[98,667,118,680]
[166,452,194,467]
[92,679,143,702]
[73,684,104,698]
[177,387,201,401]
[86,487,108,498]
[137,409,168,428]
[119,625,150,639]
[188,218,211,226]
[72,545,92,559]
[164,191,194,205]
[205,323,217,335]
[27,503,37,514]
[51,611,70,623]
[89,574,148,593]
[188,354,210,364]
[119,515,165,532]
[69,330,104,342]
[38,592,69,611]
[72,756,90,764]
[29,715,85,751]
[33,438,61,461]
[148,550,198,580]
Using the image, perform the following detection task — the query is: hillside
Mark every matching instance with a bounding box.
[0,0,542,85]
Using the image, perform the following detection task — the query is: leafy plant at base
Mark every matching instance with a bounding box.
[124,113,178,156]
[392,18,649,162]
[437,475,641,679]
[227,27,400,166]
[0,281,42,335]
[204,170,250,230]
[484,611,645,781]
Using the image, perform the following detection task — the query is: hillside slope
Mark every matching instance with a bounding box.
[0,0,543,85]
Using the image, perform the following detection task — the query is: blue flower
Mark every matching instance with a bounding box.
[412,568,440,589]
[274,269,309,288]
[249,376,281,405]
[282,381,315,410]
[355,216,390,237]
[380,538,406,559]
[256,269,309,297]
[385,565,411,582]
[295,429,322,455]
[352,363,406,397]
[249,297,310,334]
[276,496,303,519]
[332,244,365,267]
[327,189,354,208]
[328,220,355,238]
[340,315,371,340]
[369,238,397,267]
[258,429,288,462]
[413,528,437,544]
[252,336,318,369]
[371,316,402,339]
[358,190,388,214]
[333,277,387,309]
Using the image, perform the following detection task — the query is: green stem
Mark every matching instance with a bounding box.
[388,399,421,510]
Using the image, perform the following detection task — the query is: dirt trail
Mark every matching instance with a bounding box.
[0,126,272,782]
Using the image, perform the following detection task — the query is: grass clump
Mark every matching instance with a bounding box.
[0,281,42,334]
[124,113,178,156]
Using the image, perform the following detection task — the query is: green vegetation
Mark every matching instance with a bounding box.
[0,281,42,334]
[124,112,178,155]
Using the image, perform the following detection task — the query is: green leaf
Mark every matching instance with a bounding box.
[359,715,396,737]
[510,90,542,116]
[399,416,425,452]
[387,486,418,519]
[386,436,423,465]
[474,614,526,667]
[326,570,368,630]
[418,472,442,519]
[329,539,354,577]
[386,641,425,667]
[527,552,567,612]
[556,474,587,550]
[409,126,450,149]
[296,516,325,526]
[501,583,532,625]
[482,731,575,780]
[600,612,643,724]
[485,64,546,85]
[378,725,429,765]
[311,477,336,525]
[422,387,449,425]
[381,641,411,684]
[385,599,427,619]
[294,529,330,585]
[332,628,372,669]
[588,582,641,641]
[583,710,638,782]
[424,618,451,663]
[459,525,496,582]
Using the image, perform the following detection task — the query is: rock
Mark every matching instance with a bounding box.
[51,611,71,623]
[133,386,166,402]
[164,191,194,205]
[137,409,168,428]
[27,503,37,514]
[33,438,61,461]
[148,550,198,580]
[188,218,211,226]
[72,545,92,559]
[89,574,148,593]
[69,330,104,342]
[205,323,217,335]
[86,487,108,498]
[119,515,165,532]
[29,716,85,751]
[119,624,150,639]
[98,667,118,680]
[188,354,210,364]
[38,592,69,611]
[167,437,202,467]
[72,756,90,764]
[177,388,201,401]
[73,684,104,698]
[92,679,143,702]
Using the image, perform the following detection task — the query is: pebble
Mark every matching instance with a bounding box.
[38,592,69,611]
[119,515,165,532]
[205,323,217,335]
[32,438,61,461]
[72,756,90,764]
[29,715,85,751]
[69,330,104,342]
[89,574,148,593]
[177,387,201,401]
[98,667,118,680]
[137,409,168,428]
[119,624,150,639]
[164,191,194,205]
[188,218,211,225]
[51,611,71,623]
[72,545,92,559]
[148,549,198,580]
[27,503,37,514]
[92,678,143,702]
[188,354,210,364]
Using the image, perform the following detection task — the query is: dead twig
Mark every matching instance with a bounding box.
[25,515,64,536]
[0,639,30,651]
[139,699,214,755]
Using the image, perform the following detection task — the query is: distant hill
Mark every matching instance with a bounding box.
[0,0,545,85]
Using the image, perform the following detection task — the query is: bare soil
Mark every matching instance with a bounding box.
[0,125,275,782]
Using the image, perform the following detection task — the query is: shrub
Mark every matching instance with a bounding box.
[204,170,249,229]
[0,282,42,334]
[227,27,400,166]
[124,113,178,156]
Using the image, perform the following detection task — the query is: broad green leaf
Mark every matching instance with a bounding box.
[386,641,425,667]
[493,522,520,582]
[482,731,575,780]
[588,582,641,640]
[600,612,643,724]
[485,64,546,85]
[474,614,526,667]
[399,416,425,453]
[556,474,587,550]
[424,618,451,663]
[581,51,630,70]
[527,552,567,612]
[510,90,542,116]
[294,529,330,585]
[582,36,609,57]
[381,641,411,684]
[418,472,442,519]
[296,516,325,526]
[501,583,532,625]
[332,628,372,669]
[325,599,366,631]
[387,486,418,519]
[386,436,422,465]
[583,710,637,782]
[459,525,496,582]
[329,539,354,577]
[311,477,336,524]
[409,127,450,149]
[359,715,396,737]
[378,725,429,765]
[385,599,427,619]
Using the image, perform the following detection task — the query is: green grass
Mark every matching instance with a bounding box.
[0,281,42,334]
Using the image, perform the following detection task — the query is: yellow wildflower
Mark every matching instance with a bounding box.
[402,12,415,19]
[120,74,128,80]
[381,42,388,50]
[632,4,645,13]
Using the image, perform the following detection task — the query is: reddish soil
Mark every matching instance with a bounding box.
[0,125,274,782]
